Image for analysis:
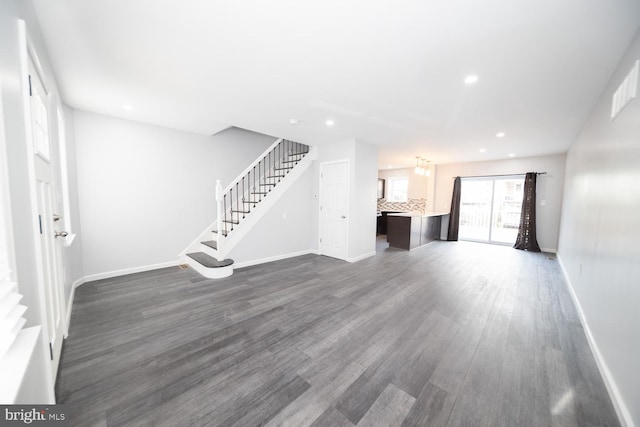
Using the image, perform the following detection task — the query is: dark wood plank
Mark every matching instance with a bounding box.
[56,241,620,427]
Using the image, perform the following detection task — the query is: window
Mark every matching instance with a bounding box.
[459,176,524,244]
[386,177,408,202]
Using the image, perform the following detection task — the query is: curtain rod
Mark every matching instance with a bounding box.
[454,172,547,179]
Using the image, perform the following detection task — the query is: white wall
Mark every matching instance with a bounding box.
[228,166,317,265]
[318,139,377,262]
[73,111,274,277]
[435,154,566,251]
[558,29,640,427]
[350,140,378,260]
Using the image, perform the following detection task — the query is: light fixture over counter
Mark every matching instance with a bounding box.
[414,157,431,177]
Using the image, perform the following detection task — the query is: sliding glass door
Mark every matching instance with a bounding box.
[459,176,524,244]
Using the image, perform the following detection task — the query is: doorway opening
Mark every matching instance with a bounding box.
[459,176,524,244]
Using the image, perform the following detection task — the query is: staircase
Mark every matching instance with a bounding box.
[180,138,312,278]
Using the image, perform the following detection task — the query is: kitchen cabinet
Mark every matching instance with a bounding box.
[387,212,447,250]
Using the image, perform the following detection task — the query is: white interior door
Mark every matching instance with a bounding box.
[319,161,349,260]
[29,58,66,380]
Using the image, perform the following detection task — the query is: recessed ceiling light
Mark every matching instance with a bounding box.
[388,165,393,169]
[479,148,486,153]
[122,104,133,111]
[289,119,299,125]
[464,74,478,85]
[508,153,515,157]
[326,119,335,126]
[496,132,506,138]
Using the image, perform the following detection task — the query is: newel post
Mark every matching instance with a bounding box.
[215,179,223,260]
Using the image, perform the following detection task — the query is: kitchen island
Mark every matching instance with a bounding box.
[387,212,448,250]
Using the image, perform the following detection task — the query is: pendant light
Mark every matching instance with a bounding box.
[414,157,424,175]
[414,157,431,176]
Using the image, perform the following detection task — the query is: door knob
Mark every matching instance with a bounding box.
[55,231,68,238]
[341,215,346,219]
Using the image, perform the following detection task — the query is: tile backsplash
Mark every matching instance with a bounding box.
[377,198,427,213]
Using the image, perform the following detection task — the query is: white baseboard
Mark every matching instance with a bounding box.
[64,283,76,338]
[557,255,634,427]
[234,249,319,269]
[79,260,180,284]
[347,251,376,263]
[540,247,557,253]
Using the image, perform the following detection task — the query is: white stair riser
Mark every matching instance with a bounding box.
[182,255,233,279]
[201,243,219,259]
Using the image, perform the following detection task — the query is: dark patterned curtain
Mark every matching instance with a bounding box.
[447,177,461,241]
[513,172,541,252]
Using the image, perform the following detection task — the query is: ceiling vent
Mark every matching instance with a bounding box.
[611,59,638,120]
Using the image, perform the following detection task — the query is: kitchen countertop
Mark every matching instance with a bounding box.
[387,211,449,218]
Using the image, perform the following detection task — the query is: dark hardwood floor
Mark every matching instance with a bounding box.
[56,239,619,426]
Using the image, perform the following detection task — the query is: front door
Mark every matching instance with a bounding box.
[29,57,66,380]
[319,161,349,260]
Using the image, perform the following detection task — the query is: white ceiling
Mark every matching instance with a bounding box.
[32,0,640,169]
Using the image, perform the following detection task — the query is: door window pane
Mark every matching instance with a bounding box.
[491,179,524,244]
[459,180,493,241]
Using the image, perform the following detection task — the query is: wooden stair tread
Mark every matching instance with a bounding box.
[187,252,233,268]
[202,240,217,250]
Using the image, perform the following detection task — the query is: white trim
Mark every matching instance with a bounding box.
[63,276,88,337]
[346,251,376,263]
[55,106,74,242]
[79,260,180,284]
[540,247,557,253]
[72,277,86,289]
[233,249,320,269]
[0,326,51,404]
[557,255,633,427]
[63,283,76,338]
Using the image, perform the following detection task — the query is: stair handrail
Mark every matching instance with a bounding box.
[222,138,283,195]
[216,138,309,239]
